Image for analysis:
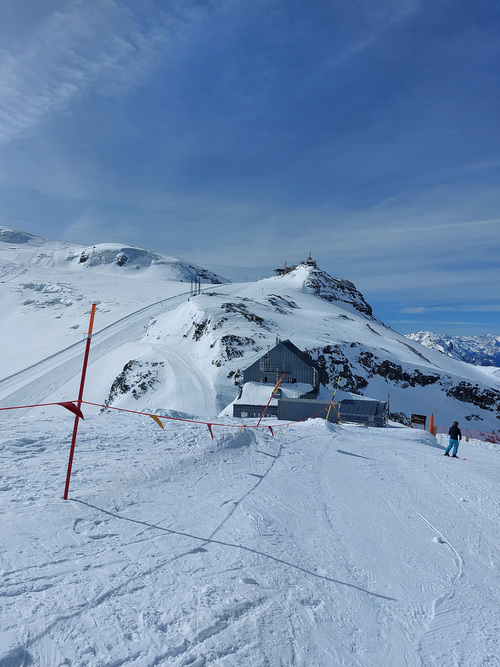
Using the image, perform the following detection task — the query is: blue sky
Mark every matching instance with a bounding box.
[0,0,499,336]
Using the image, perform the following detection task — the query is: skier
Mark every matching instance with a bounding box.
[444,421,462,457]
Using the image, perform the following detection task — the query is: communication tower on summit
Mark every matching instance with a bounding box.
[274,253,317,275]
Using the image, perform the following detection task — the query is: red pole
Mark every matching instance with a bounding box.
[63,304,96,500]
[257,373,285,427]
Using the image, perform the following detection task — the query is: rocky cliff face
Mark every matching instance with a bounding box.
[302,266,374,317]
[306,342,500,423]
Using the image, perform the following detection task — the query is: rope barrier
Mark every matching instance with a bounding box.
[0,397,332,430]
[0,398,325,435]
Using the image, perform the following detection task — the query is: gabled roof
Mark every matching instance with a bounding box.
[280,340,316,368]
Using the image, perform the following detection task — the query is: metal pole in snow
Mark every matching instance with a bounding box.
[387,393,390,434]
[63,304,96,500]
[326,375,341,422]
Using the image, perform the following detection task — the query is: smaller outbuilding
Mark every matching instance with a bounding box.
[277,396,386,426]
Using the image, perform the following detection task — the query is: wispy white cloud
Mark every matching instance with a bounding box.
[326,0,421,69]
[401,305,500,314]
[0,1,178,142]
[401,307,426,314]
[384,217,500,236]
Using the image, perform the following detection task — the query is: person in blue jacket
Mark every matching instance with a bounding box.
[444,421,462,457]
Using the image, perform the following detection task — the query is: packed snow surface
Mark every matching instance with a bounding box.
[1,414,499,666]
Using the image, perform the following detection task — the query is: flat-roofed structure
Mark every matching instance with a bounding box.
[277,396,386,426]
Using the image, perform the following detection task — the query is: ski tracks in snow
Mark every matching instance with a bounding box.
[2,418,499,665]
[379,446,500,666]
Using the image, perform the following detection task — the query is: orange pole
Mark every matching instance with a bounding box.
[257,373,285,426]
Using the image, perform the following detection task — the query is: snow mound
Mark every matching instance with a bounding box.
[210,427,259,450]
[0,228,37,244]
[68,243,227,283]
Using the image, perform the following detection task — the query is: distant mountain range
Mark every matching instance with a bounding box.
[406,332,500,367]
[1,225,499,431]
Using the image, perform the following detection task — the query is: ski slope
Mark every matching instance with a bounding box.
[1,414,499,666]
[0,290,200,416]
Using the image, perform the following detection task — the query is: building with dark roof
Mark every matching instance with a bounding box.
[233,338,386,426]
[243,339,320,395]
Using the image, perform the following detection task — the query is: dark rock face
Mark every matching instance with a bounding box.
[308,345,368,393]
[216,335,262,365]
[309,341,500,422]
[303,268,373,317]
[193,320,209,341]
[446,382,500,416]
[265,294,298,314]
[221,302,270,328]
[188,266,224,284]
[103,360,164,408]
[115,252,128,266]
[359,356,440,388]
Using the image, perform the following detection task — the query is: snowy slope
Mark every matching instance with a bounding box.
[1,226,500,433]
[407,331,500,367]
[0,227,226,376]
[1,414,499,666]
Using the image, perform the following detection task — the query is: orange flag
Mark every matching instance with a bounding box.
[149,415,164,430]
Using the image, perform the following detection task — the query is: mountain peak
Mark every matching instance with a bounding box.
[274,254,372,317]
[295,264,374,317]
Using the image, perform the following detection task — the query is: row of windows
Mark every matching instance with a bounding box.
[261,376,298,383]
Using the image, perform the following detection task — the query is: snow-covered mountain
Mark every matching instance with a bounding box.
[1,225,500,432]
[406,331,500,367]
[2,226,500,665]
